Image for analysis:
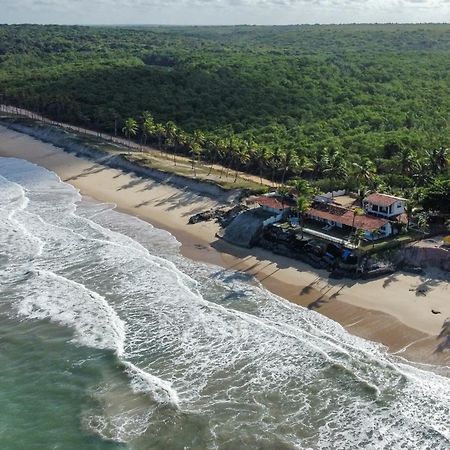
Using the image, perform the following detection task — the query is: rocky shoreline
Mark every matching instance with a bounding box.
[188,206,448,280]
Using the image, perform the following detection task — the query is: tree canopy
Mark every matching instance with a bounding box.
[0,24,449,207]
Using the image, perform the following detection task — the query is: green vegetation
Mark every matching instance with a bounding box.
[420,177,450,213]
[0,24,449,209]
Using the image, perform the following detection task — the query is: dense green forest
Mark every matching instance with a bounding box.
[0,24,449,207]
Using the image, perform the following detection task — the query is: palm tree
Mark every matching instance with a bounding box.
[350,228,365,248]
[371,228,382,248]
[193,130,205,148]
[186,131,205,177]
[141,112,155,147]
[176,129,189,153]
[295,154,313,178]
[204,138,217,176]
[225,135,240,179]
[152,122,165,155]
[164,121,178,165]
[234,141,251,183]
[351,207,365,230]
[269,147,282,185]
[278,184,289,209]
[289,178,312,197]
[355,185,371,205]
[280,148,298,185]
[426,147,449,176]
[352,159,377,190]
[189,141,202,177]
[252,145,271,184]
[208,138,226,177]
[323,149,348,181]
[404,200,416,230]
[122,118,138,148]
[417,212,429,234]
[398,147,418,176]
[219,138,233,179]
[311,147,329,180]
[296,196,312,239]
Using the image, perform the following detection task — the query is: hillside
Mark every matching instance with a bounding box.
[0,24,449,201]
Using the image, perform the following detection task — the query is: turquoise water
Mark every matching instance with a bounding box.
[0,317,123,450]
[0,157,449,450]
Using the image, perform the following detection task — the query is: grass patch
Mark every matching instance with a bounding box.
[360,231,422,254]
[123,152,266,192]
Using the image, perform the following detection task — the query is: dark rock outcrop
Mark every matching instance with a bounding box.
[220,210,267,248]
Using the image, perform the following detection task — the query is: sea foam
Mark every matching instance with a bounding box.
[1,156,450,449]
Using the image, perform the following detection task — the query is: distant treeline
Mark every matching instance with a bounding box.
[0,24,449,208]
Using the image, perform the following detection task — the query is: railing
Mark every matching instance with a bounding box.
[302,226,357,249]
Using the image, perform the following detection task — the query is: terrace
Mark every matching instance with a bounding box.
[301,219,357,248]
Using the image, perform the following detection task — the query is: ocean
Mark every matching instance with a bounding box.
[0,156,449,450]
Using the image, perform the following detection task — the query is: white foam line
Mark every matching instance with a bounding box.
[25,203,196,291]
[256,286,406,370]
[123,361,180,408]
[21,268,182,408]
[0,174,45,258]
[29,198,395,381]
[9,158,450,398]
[3,161,350,363]
[345,319,365,328]
[391,336,431,355]
[17,268,124,353]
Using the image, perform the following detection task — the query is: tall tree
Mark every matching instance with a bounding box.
[122,118,138,147]
[234,140,251,183]
[141,112,155,147]
[323,148,348,182]
[189,131,205,177]
[252,145,271,185]
[288,178,312,197]
[352,159,377,190]
[279,148,298,185]
[164,121,178,165]
[296,196,312,239]
[350,228,365,248]
[426,147,449,176]
[351,207,365,230]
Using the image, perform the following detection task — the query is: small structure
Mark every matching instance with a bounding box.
[254,195,296,215]
[363,193,406,218]
[306,202,392,240]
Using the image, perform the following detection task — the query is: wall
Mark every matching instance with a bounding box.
[314,190,346,203]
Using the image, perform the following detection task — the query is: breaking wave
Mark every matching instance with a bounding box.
[1,156,449,449]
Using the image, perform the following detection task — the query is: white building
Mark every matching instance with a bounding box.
[363,193,406,218]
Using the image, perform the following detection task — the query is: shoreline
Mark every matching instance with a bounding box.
[1,124,449,368]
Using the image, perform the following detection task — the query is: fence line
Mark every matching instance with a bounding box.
[0,104,145,151]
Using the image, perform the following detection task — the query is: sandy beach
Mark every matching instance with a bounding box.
[1,124,449,367]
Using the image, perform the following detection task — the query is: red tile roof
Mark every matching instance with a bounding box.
[364,193,406,207]
[307,206,389,232]
[344,211,389,231]
[309,201,349,217]
[256,196,295,210]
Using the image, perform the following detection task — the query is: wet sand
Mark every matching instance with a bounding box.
[1,125,449,367]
